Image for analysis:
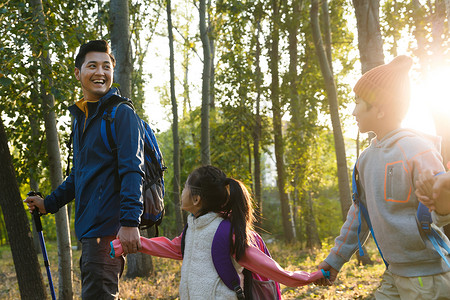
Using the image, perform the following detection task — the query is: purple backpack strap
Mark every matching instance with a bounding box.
[211,219,244,298]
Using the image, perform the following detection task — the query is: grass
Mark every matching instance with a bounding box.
[0,238,384,299]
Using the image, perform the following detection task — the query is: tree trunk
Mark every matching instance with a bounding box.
[445,0,450,32]
[30,83,42,254]
[110,0,132,98]
[253,14,263,228]
[411,0,450,238]
[306,191,321,249]
[0,117,47,300]
[208,0,215,110]
[270,0,295,242]
[286,0,305,242]
[310,0,352,221]
[126,227,155,278]
[200,0,211,165]
[352,0,385,265]
[352,0,385,73]
[110,0,155,277]
[29,0,73,298]
[167,0,183,233]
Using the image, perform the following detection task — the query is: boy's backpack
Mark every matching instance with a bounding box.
[101,95,166,232]
[352,163,450,269]
[181,219,282,300]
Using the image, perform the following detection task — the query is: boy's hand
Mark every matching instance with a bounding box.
[117,226,141,255]
[314,261,338,286]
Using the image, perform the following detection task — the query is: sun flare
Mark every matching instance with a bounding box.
[403,66,450,135]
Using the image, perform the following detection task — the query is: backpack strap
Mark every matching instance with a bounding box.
[100,96,134,191]
[416,172,450,269]
[212,219,244,299]
[352,163,388,268]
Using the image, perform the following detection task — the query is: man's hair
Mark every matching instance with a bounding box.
[75,40,116,69]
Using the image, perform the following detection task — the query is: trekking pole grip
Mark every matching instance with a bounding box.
[28,191,43,232]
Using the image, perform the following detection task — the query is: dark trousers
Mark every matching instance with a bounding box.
[80,236,124,300]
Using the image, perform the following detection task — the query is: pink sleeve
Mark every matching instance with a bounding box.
[237,245,324,287]
[110,235,183,260]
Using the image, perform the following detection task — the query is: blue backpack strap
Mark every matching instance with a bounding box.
[417,171,450,268]
[211,219,244,299]
[352,164,389,268]
[100,98,129,191]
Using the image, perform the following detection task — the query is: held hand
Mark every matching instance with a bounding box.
[23,195,46,214]
[415,170,435,199]
[432,172,450,215]
[314,261,338,286]
[117,226,141,255]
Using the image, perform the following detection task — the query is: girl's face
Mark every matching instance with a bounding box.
[181,184,201,215]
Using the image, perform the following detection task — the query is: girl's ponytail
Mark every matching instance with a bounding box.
[226,178,255,261]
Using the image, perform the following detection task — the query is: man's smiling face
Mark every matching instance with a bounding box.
[74,51,113,101]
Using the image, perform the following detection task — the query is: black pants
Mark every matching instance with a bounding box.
[80,236,125,300]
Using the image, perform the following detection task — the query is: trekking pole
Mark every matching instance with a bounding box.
[28,191,57,300]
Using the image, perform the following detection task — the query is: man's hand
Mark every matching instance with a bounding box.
[117,226,141,255]
[24,195,46,214]
[314,261,338,286]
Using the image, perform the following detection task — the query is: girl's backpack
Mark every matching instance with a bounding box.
[181,219,282,300]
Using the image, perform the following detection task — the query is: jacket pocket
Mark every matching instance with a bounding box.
[384,161,412,203]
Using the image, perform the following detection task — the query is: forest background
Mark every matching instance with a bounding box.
[0,0,449,299]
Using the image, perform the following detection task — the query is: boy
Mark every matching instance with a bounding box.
[316,55,450,299]
[24,40,145,299]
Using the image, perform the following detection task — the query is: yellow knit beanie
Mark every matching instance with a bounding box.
[353,55,413,111]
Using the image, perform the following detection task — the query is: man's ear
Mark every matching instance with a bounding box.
[74,68,80,81]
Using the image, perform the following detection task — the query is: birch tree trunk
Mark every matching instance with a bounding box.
[310,0,352,222]
[270,0,295,242]
[200,0,211,165]
[29,0,73,298]
[253,13,263,228]
[167,0,183,233]
[0,117,47,300]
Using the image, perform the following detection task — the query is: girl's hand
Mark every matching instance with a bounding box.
[314,261,337,286]
[432,172,450,215]
[415,170,437,212]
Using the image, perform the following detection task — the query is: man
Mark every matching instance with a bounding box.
[25,40,144,299]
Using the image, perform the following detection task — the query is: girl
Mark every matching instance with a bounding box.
[111,165,327,299]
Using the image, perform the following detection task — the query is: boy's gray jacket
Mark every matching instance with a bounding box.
[326,128,450,277]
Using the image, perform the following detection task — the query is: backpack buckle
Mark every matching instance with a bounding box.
[352,192,358,204]
[420,220,431,233]
[234,285,245,300]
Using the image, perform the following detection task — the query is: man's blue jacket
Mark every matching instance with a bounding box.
[44,88,145,240]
